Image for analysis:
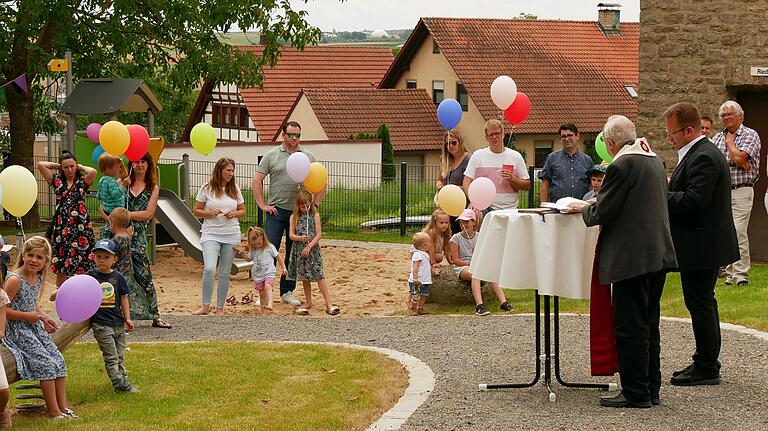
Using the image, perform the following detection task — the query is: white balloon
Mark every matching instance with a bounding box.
[286,152,311,183]
[490,75,518,110]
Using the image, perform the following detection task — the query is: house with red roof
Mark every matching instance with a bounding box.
[280,88,445,180]
[182,45,394,148]
[379,6,639,167]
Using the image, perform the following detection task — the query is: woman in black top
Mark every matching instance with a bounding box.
[435,129,471,233]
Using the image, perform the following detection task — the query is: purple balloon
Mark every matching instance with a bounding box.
[286,152,311,183]
[86,123,102,143]
[55,275,102,322]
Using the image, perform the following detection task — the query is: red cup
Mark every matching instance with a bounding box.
[502,164,513,172]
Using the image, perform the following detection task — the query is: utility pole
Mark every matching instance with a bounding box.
[65,50,75,153]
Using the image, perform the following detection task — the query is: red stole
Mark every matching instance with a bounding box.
[589,237,619,376]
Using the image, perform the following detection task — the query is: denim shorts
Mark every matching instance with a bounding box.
[409,281,431,296]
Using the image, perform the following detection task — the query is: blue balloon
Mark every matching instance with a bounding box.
[92,145,105,165]
[437,98,462,129]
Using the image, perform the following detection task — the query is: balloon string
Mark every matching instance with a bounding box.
[17,218,26,242]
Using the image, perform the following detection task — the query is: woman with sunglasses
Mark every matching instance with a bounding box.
[436,129,471,233]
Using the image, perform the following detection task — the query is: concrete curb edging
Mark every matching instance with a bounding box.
[279,341,435,431]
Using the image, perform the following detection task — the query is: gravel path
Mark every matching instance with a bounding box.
[126,314,768,430]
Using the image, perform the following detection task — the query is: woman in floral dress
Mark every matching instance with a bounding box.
[38,150,97,287]
[122,153,171,328]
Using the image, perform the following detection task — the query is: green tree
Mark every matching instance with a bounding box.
[504,132,527,161]
[0,1,321,227]
[377,124,395,182]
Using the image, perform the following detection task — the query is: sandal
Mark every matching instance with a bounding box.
[295,307,310,316]
[241,292,254,305]
[326,305,341,316]
[225,295,239,306]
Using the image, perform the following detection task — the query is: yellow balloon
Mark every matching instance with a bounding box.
[303,162,328,193]
[99,121,130,156]
[0,165,38,217]
[437,184,466,217]
[190,123,217,155]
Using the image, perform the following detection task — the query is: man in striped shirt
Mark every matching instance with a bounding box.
[711,101,761,286]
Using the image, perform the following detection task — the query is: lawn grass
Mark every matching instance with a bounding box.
[11,341,407,431]
[426,264,768,331]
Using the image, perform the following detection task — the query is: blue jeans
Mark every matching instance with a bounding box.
[201,240,236,309]
[265,207,295,296]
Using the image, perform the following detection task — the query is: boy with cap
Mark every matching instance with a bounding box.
[450,209,513,316]
[88,238,137,393]
[583,163,607,201]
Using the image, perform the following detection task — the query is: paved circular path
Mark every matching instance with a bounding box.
[128,314,768,430]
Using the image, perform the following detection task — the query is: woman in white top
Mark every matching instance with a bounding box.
[192,158,246,315]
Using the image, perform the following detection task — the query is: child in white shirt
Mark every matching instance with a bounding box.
[450,209,513,316]
[408,232,433,315]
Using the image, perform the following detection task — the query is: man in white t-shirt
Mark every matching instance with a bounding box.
[463,119,530,210]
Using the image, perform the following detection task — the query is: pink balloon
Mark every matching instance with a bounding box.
[86,123,102,143]
[286,152,311,183]
[503,92,531,126]
[468,177,497,210]
[125,125,150,162]
[55,275,102,322]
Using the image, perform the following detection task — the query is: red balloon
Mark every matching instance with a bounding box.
[503,92,531,126]
[125,125,150,162]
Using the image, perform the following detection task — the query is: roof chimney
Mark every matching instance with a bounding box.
[597,3,621,35]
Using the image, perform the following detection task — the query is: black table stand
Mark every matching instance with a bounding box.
[479,291,617,401]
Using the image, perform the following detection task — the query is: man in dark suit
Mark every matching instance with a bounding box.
[664,102,739,386]
[571,115,677,408]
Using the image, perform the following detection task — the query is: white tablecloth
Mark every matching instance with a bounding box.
[469,209,599,299]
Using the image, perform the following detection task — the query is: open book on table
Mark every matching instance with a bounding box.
[540,197,589,214]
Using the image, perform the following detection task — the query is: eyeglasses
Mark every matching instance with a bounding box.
[286,132,301,138]
[486,131,503,138]
[665,125,692,137]
[720,112,737,119]
[446,140,459,146]
[560,133,576,140]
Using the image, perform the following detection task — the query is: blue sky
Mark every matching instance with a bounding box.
[289,0,640,32]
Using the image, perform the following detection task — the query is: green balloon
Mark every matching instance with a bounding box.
[595,132,613,163]
[190,123,217,155]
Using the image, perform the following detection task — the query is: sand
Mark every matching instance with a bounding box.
[151,245,410,317]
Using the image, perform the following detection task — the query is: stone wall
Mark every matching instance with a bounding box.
[638,0,768,166]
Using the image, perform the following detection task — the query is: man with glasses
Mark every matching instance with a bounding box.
[539,123,594,203]
[252,121,324,307]
[711,101,761,286]
[664,102,738,387]
[463,119,529,211]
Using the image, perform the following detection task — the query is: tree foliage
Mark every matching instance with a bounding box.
[0,0,322,226]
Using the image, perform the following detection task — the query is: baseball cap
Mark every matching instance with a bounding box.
[457,209,476,221]
[585,163,607,177]
[93,239,117,255]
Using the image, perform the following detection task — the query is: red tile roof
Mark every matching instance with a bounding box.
[288,88,445,151]
[235,45,394,139]
[380,18,639,134]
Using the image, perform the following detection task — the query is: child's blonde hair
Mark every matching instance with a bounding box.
[246,226,271,251]
[412,232,431,249]
[14,236,52,300]
[108,207,130,230]
[292,190,315,215]
[98,152,122,173]
[422,209,451,258]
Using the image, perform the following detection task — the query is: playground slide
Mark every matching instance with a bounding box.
[155,189,252,275]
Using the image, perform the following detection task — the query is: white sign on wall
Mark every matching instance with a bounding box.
[750,67,768,77]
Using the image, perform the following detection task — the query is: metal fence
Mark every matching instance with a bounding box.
[29,155,541,236]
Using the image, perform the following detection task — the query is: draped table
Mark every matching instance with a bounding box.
[469,209,617,400]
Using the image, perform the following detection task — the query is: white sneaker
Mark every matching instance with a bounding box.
[281,292,301,306]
